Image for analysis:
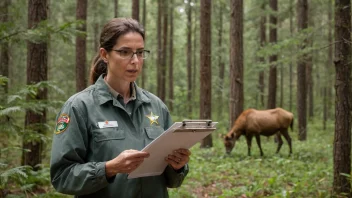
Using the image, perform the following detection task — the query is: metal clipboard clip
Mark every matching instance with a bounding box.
[173,120,215,133]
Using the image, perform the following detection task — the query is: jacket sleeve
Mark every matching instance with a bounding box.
[161,105,190,188]
[50,102,110,196]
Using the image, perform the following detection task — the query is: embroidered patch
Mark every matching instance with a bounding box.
[146,112,159,125]
[55,114,70,134]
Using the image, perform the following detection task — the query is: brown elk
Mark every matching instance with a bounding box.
[223,108,294,156]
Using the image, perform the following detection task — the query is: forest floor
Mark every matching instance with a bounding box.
[168,119,342,198]
[2,119,347,198]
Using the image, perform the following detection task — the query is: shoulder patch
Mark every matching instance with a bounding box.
[55,114,70,134]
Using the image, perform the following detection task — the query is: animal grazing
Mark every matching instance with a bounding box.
[223,108,294,156]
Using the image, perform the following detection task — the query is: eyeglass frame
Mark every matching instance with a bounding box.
[112,49,150,59]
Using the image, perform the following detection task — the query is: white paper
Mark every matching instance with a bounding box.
[128,120,217,179]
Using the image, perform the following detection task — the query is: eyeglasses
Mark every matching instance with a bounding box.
[112,49,150,59]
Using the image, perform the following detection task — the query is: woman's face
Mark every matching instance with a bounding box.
[103,32,144,84]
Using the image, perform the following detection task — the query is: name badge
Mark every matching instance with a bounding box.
[98,121,118,128]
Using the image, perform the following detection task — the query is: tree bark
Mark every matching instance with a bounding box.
[200,0,212,148]
[229,0,244,127]
[22,0,48,170]
[187,1,193,118]
[132,0,139,22]
[168,0,174,111]
[324,0,333,130]
[217,2,225,119]
[289,0,294,112]
[297,0,308,141]
[156,0,162,96]
[333,0,351,196]
[0,0,10,95]
[75,0,87,92]
[114,0,118,18]
[266,0,277,110]
[258,1,266,109]
[141,0,146,88]
[160,1,168,102]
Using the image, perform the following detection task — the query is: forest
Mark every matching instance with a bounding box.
[0,0,351,197]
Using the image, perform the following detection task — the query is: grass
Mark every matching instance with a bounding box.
[2,119,349,198]
[168,119,341,198]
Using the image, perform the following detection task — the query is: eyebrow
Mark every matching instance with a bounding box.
[117,47,145,50]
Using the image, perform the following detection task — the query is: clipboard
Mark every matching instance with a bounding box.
[127,120,218,179]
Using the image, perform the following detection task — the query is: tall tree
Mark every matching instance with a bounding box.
[297,0,308,141]
[266,0,277,110]
[324,0,333,130]
[289,0,294,112]
[187,0,193,117]
[141,0,146,88]
[0,0,10,95]
[22,0,48,169]
[200,0,212,148]
[306,6,314,119]
[114,0,118,18]
[168,0,174,111]
[333,0,351,195]
[192,6,198,114]
[156,0,162,96]
[75,0,88,92]
[258,0,266,108]
[132,0,139,21]
[229,0,244,126]
[216,2,225,119]
[160,1,168,102]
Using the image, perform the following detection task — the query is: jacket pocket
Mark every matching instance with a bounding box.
[93,128,125,142]
[144,126,164,140]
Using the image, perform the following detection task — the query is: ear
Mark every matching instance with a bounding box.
[100,48,109,63]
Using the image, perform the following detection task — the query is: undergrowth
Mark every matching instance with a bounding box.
[168,119,343,198]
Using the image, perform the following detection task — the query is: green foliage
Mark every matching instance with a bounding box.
[0,80,65,197]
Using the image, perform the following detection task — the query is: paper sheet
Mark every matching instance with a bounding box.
[127,120,217,179]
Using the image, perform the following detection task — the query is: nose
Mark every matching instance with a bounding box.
[130,54,140,63]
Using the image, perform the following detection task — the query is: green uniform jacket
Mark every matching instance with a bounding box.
[50,75,188,198]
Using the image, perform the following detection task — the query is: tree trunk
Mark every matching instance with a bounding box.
[289,0,294,112]
[192,10,198,115]
[0,0,9,95]
[333,0,351,196]
[229,0,244,127]
[324,0,333,130]
[307,9,314,119]
[297,0,308,141]
[75,0,87,92]
[258,1,266,109]
[114,0,118,18]
[199,0,212,148]
[187,1,193,118]
[22,0,48,170]
[160,1,168,102]
[217,2,225,119]
[168,0,174,111]
[266,0,277,110]
[156,0,162,96]
[141,0,146,88]
[132,0,139,22]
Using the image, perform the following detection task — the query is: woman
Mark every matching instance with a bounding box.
[50,18,191,197]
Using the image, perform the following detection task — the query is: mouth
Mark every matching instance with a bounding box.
[126,69,138,74]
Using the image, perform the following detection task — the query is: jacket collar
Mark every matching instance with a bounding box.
[94,74,151,105]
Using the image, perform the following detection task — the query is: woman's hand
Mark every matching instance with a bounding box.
[165,148,191,171]
[105,149,150,177]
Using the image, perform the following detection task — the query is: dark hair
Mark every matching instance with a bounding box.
[89,18,145,84]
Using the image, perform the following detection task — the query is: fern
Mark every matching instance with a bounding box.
[0,165,31,187]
